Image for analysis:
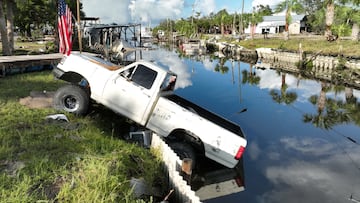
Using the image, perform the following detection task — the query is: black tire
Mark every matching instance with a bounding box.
[169,142,196,169]
[53,84,90,115]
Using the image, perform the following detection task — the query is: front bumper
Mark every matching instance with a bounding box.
[52,67,65,79]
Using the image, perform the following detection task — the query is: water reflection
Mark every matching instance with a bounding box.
[304,83,356,130]
[129,46,360,202]
[191,157,245,202]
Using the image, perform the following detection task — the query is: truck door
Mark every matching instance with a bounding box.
[104,64,158,125]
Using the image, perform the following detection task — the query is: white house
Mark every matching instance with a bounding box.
[245,13,307,35]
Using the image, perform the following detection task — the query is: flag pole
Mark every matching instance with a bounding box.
[77,0,82,53]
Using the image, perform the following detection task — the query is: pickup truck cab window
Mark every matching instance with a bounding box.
[161,74,177,91]
[120,65,157,89]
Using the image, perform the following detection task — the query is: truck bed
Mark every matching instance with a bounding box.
[163,94,245,138]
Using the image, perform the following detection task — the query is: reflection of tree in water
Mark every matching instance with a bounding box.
[241,64,260,85]
[269,72,298,104]
[270,90,298,104]
[214,57,229,74]
[303,82,358,130]
[342,87,360,126]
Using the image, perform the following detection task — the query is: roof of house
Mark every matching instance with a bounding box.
[257,14,306,28]
[263,14,306,22]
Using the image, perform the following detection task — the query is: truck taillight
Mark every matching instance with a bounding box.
[235,146,245,160]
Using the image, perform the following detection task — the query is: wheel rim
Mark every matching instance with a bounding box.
[63,95,79,111]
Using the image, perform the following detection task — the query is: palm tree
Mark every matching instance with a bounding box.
[325,0,335,40]
[0,0,11,55]
[249,8,263,39]
[341,0,360,41]
[214,9,230,35]
[275,0,304,40]
[6,0,14,53]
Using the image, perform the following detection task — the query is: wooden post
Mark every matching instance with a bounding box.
[77,0,82,53]
[181,158,192,184]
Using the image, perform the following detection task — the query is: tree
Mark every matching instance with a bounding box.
[0,0,11,55]
[214,9,231,35]
[6,0,14,53]
[324,0,337,40]
[275,0,304,40]
[249,8,263,39]
[302,0,323,33]
[256,4,273,16]
[174,19,194,37]
[340,0,360,41]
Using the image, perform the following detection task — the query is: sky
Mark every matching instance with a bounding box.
[81,0,283,26]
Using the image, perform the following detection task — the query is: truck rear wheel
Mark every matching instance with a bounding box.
[169,142,196,169]
[53,84,89,115]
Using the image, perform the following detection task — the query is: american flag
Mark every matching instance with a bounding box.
[58,0,72,55]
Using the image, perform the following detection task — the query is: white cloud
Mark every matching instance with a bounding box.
[82,0,185,25]
[196,0,216,16]
[82,0,132,24]
[259,136,360,203]
[129,0,185,24]
[248,142,261,160]
[139,49,193,89]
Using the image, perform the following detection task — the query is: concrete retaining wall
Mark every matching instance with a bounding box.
[151,134,201,203]
[255,48,360,87]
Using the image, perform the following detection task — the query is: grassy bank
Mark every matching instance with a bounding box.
[0,71,164,202]
[206,34,360,57]
[240,37,360,57]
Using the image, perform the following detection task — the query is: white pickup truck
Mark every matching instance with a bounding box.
[52,52,247,168]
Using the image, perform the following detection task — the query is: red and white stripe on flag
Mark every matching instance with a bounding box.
[58,0,72,55]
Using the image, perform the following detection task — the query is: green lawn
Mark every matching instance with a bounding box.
[0,71,165,202]
[237,36,360,57]
[204,34,360,57]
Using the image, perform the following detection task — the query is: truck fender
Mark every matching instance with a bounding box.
[56,71,91,95]
[57,71,84,84]
[167,129,204,153]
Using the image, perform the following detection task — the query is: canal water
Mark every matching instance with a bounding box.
[133,45,360,203]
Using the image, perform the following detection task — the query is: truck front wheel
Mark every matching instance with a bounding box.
[53,84,89,115]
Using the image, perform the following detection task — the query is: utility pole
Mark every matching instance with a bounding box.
[192,2,195,25]
[233,11,237,35]
[77,0,82,53]
[239,0,244,35]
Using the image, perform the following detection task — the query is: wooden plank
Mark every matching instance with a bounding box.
[0,53,63,77]
[0,53,63,63]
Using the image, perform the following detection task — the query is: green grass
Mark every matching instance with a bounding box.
[0,71,165,202]
[203,34,360,57]
[237,37,360,57]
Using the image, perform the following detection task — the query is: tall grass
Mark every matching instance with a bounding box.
[0,71,165,202]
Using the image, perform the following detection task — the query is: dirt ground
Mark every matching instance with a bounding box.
[19,91,55,109]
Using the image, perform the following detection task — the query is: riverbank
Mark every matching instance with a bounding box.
[0,71,166,202]
[204,34,360,88]
[208,33,360,58]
